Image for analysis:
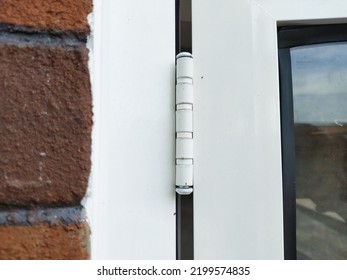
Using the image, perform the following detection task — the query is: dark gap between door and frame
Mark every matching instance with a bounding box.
[176,0,193,260]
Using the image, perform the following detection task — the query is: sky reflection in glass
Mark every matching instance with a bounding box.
[292,42,347,124]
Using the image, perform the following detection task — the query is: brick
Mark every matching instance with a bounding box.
[0,224,90,260]
[0,207,90,260]
[0,40,92,208]
[0,0,92,38]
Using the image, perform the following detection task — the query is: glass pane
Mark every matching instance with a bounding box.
[291,43,347,259]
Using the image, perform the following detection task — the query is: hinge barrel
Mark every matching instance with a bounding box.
[176,52,193,195]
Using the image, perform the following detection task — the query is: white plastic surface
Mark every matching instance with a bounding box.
[176,57,193,81]
[176,164,194,186]
[176,84,193,104]
[176,52,193,59]
[176,110,193,132]
[192,0,347,260]
[176,138,193,159]
[176,159,193,165]
[176,132,193,139]
[176,187,194,195]
[176,103,193,110]
[92,0,175,259]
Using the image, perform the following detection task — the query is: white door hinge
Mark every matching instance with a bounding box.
[175,52,193,195]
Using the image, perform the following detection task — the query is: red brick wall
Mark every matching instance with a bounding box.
[0,0,92,259]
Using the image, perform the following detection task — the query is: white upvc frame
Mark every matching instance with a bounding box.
[88,0,347,260]
[89,0,176,260]
[193,0,347,259]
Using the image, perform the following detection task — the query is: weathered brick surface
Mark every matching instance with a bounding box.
[0,0,92,38]
[0,41,92,208]
[0,207,90,260]
[0,0,92,260]
[0,224,90,260]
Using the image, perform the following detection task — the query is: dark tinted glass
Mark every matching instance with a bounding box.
[291,43,347,259]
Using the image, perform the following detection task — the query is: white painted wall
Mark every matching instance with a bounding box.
[90,0,176,259]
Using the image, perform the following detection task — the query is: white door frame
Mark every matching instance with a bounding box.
[89,0,176,260]
[192,0,347,259]
[89,0,347,260]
